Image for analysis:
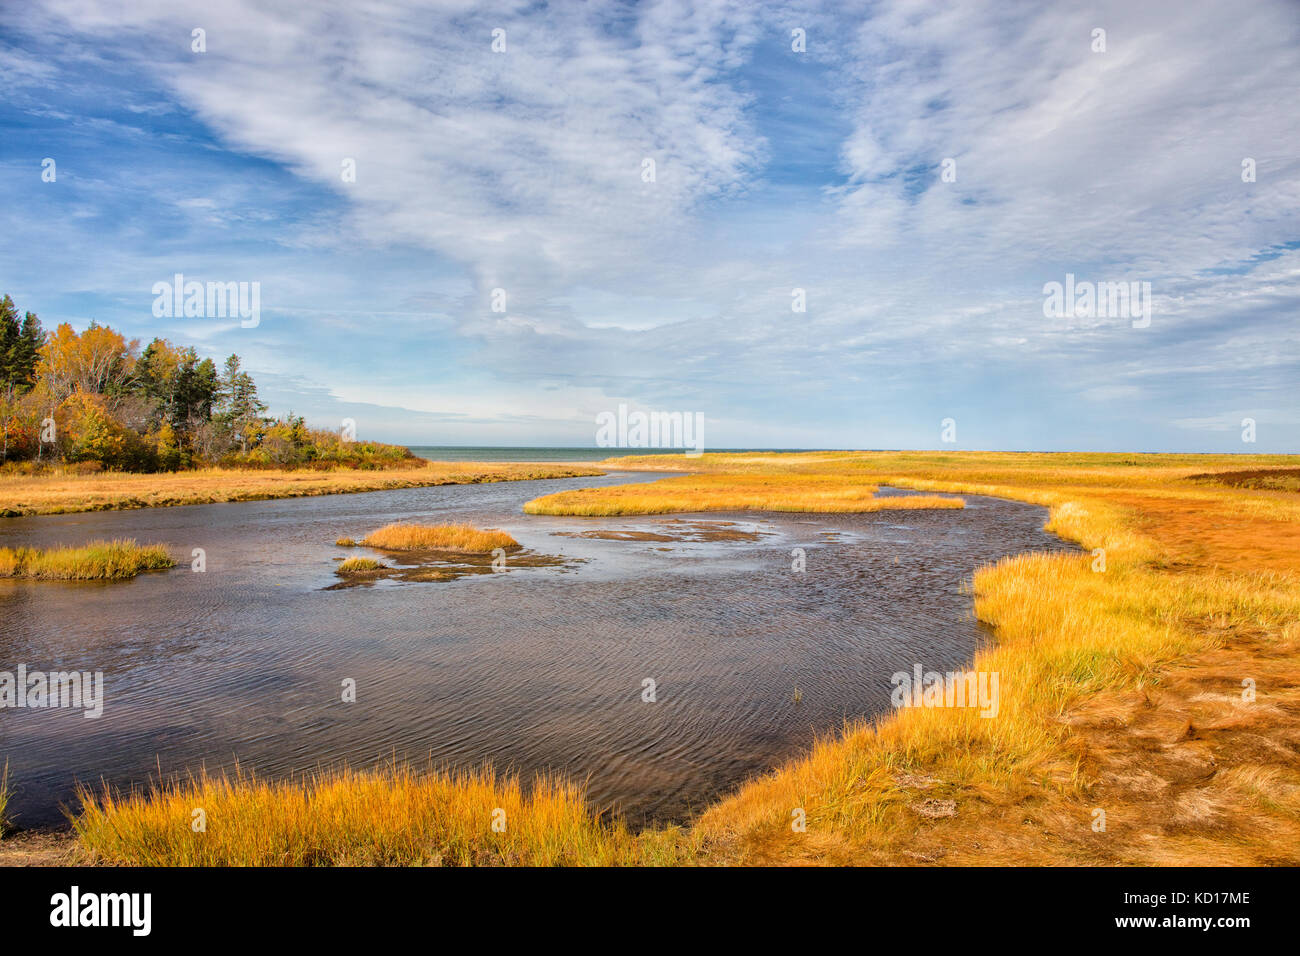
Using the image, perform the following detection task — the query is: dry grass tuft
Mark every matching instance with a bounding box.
[0,539,173,580]
[73,763,684,866]
[334,537,356,547]
[335,557,385,575]
[359,523,519,552]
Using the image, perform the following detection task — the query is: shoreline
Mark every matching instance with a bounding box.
[0,827,79,867]
[0,461,611,518]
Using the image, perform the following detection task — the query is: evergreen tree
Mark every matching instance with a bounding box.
[0,297,41,395]
[217,354,267,452]
[190,356,219,423]
[171,349,219,434]
[0,295,20,389]
[17,311,44,387]
[134,340,220,439]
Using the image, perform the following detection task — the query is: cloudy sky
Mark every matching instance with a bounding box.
[1,0,1296,451]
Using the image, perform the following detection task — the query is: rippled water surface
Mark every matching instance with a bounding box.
[0,472,1074,827]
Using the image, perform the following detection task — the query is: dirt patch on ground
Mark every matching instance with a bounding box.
[1187,468,1300,493]
[1110,492,1300,573]
[1056,626,1300,865]
[857,623,1300,867]
[326,547,573,589]
[0,828,81,866]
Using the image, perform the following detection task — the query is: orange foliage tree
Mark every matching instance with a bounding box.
[37,322,139,408]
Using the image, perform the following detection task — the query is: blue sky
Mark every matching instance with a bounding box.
[1,0,1297,452]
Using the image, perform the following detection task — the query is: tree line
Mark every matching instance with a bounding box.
[1,294,409,472]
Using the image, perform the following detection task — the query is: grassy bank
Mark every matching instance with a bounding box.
[358,522,519,552]
[74,765,680,866]
[62,452,1300,864]
[0,462,604,517]
[524,471,964,515]
[0,539,173,580]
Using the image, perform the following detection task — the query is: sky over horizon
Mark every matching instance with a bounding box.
[1,0,1297,452]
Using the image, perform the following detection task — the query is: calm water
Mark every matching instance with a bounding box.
[0,473,1074,828]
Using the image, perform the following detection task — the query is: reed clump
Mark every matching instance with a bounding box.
[335,557,385,575]
[359,523,519,552]
[73,764,679,866]
[0,539,173,580]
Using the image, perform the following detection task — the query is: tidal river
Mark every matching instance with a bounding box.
[0,472,1075,828]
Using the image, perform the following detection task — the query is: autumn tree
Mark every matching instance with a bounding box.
[37,321,139,408]
[1,296,47,462]
[0,296,372,472]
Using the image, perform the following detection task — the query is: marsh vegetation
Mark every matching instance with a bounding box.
[0,539,172,580]
[0,462,604,517]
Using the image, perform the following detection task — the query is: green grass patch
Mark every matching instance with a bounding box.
[335,557,385,575]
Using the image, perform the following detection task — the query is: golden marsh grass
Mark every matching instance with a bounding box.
[335,557,385,576]
[358,523,519,552]
[0,539,173,580]
[73,764,682,866]
[524,471,964,515]
[0,462,603,517]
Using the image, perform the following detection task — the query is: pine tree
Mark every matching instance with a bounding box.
[217,354,267,453]
[0,295,20,389]
[16,310,43,388]
[191,357,219,423]
[0,295,19,464]
[171,348,219,435]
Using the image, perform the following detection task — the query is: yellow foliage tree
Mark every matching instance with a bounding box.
[37,322,139,407]
[58,392,129,467]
